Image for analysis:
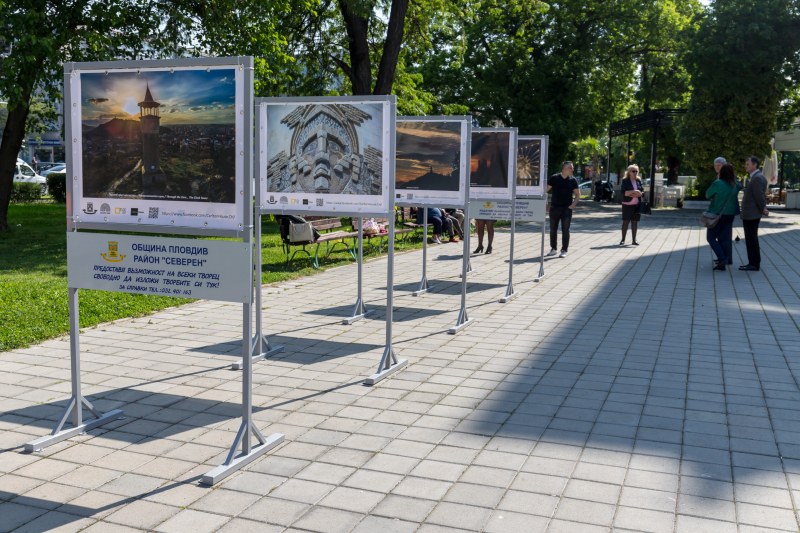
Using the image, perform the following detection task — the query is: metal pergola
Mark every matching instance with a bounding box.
[608,108,685,206]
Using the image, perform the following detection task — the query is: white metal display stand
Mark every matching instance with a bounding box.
[256,96,406,386]
[25,57,284,488]
[534,197,548,282]
[396,116,472,334]
[343,219,374,325]
[449,199,473,333]
[412,209,430,296]
[24,288,123,452]
[498,195,519,303]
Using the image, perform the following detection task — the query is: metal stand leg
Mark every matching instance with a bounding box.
[500,199,519,303]
[345,219,374,324]
[534,204,547,282]
[25,288,123,453]
[412,209,430,296]
[450,201,473,334]
[203,301,284,485]
[232,209,283,370]
[365,221,407,385]
[200,202,284,485]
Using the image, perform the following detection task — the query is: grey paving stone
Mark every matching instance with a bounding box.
[372,494,437,522]
[483,510,549,533]
[554,497,615,526]
[154,508,230,533]
[675,514,737,533]
[291,506,363,533]
[239,496,310,526]
[736,501,799,531]
[104,499,180,529]
[350,515,418,533]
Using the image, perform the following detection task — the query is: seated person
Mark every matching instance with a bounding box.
[444,208,465,239]
[417,207,456,244]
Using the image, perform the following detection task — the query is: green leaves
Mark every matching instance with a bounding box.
[679,0,800,193]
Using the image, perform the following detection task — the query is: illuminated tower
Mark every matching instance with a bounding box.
[138,83,164,192]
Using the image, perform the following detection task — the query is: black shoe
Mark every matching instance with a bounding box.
[739,265,759,271]
[473,245,483,254]
[485,245,492,254]
[713,264,726,271]
[632,241,639,246]
[619,240,625,246]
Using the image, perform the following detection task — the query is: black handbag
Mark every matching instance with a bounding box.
[638,194,652,215]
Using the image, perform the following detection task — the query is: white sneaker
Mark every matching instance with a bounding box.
[559,250,567,258]
[546,248,558,257]
[432,237,442,244]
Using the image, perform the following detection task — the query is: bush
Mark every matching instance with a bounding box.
[11,182,44,203]
[46,172,67,203]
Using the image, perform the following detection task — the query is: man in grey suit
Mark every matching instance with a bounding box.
[739,155,769,271]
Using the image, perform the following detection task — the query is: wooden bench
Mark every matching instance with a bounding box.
[280,217,358,268]
[353,217,415,251]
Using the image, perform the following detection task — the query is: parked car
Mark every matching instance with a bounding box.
[578,180,593,198]
[40,163,66,176]
[14,158,48,194]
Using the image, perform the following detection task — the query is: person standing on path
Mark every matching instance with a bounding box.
[705,164,741,271]
[739,156,768,272]
[547,161,580,258]
[620,164,645,246]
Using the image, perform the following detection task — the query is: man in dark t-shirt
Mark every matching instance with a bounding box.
[547,161,580,258]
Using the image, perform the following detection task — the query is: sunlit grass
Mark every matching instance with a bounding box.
[1,204,424,352]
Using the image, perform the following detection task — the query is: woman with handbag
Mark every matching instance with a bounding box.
[620,164,645,246]
[705,164,741,271]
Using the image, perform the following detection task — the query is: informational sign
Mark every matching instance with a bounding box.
[470,128,516,200]
[474,198,547,221]
[258,96,395,216]
[516,135,549,197]
[395,117,469,207]
[67,233,252,303]
[68,58,249,233]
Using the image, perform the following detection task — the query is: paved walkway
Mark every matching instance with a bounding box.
[2,203,800,533]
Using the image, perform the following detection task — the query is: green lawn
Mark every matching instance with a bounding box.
[1,204,423,352]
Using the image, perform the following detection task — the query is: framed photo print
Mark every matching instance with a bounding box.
[258,96,395,216]
[395,116,469,207]
[469,128,516,201]
[68,57,250,234]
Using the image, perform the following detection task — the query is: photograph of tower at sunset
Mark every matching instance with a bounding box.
[80,69,237,202]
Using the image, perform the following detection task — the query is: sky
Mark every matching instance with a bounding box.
[81,68,236,127]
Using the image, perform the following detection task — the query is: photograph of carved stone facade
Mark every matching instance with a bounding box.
[266,103,384,197]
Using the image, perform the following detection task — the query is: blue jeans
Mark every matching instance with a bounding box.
[707,214,735,264]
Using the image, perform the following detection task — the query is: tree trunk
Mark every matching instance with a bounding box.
[0,98,33,232]
[338,0,372,95]
[374,0,409,95]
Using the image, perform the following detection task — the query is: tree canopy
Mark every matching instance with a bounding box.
[679,0,800,193]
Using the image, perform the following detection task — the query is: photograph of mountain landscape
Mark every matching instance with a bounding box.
[80,68,237,202]
[471,131,510,189]
[396,121,461,192]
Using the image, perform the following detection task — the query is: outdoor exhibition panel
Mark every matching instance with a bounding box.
[395,116,473,333]
[26,56,284,488]
[470,128,519,301]
[395,117,469,208]
[516,135,549,198]
[516,134,550,282]
[68,58,248,236]
[256,95,406,385]
[474,198,548,283]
